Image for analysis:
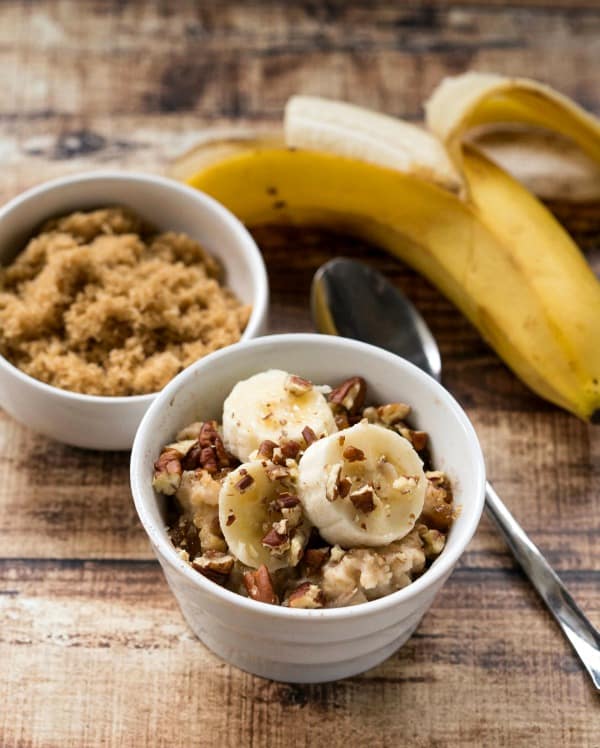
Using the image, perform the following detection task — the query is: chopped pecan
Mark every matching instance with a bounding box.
[349,484,376,513]
[303,547,330,575]
[257,439,278,459]
[243,565,278,605]
[302,425,317,446]
[271,492,301,510]
[328,376,366,414]
[398,427,428,452]
[266,464,290,481]
[169,516,201,559]
[326,463,352,500]
[192,551,234,584]
[343,445,365,462]
[377,402,411,425]
[235,470,255,492]
[420,477,453,532]
[334,411,350,430]
[326,463,343,501]
[338,475,352,497]
[261,519,291,557]
[287,582,324,609]
[181,441,203,471]
[153,449,183,495]
[198,420,219,447]
[200,445,218,474]
[285,374,313,396]
[270,492,302,528]
[280,439,301,460]
[213,435,231,467]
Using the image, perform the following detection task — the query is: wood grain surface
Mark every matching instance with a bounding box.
[0,2,599,746]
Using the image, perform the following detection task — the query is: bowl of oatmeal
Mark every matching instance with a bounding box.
[130,334,486,682]
[0,172,268,448]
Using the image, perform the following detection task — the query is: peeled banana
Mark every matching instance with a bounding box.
[298,422,426,547]
[222,369,336,462]
[170,83,600,422]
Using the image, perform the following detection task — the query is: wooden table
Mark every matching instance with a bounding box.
[1,2,599,746]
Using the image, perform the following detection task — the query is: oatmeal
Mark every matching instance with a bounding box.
[0,207,250,395]
[153,370,456,608]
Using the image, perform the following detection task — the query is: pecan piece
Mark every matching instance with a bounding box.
[326,463,343,502]
[152,449,182,495]
[326,463,352,501]
[328,376,366,414]
[377,402,411,425]
[334,411,350,430]
[235,470,254,492]
[169,516,201,559]
[302,425,317,446]
[349,484,376,513]
[181,441,203,471]
[200,445,218,474]
[343,445,365,462]
[287,582,324,609]
[420,476,453,532]
[243,565,278,605]
[261,519,291,557]
[257,439,278,459]
[271,492,301,510]
[280,439,301,460]
[270,492,302,528]
[192,551,234,585]
[284,374,313,396]
[266,464,290,481]
[398,427,428,452]
[213,434,231,467]
[303,547,330,575]
[198,420,219,447]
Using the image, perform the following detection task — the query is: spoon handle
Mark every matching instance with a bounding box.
[484,481,600,691]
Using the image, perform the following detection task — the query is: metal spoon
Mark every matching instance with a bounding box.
[312,257,600,691]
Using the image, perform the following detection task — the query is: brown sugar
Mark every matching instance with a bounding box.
[0,207,251,396]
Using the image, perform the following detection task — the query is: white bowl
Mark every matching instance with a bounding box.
[130,333,486,683]
[0,172,268,449]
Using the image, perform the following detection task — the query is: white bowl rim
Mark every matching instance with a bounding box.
[131,333,486,621]
[0,170,268,404]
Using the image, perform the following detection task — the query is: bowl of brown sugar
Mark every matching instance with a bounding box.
[0,171,268,449]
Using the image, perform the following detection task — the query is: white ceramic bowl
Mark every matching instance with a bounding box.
[0,172,268,449]
[131,333,486,683]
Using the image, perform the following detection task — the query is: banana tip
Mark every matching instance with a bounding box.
[591,409,600,425]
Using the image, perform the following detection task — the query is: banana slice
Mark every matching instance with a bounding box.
[298,422,426,547]
[218,460,309,572]
[222,369,337,462]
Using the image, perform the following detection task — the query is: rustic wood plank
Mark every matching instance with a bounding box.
[1,0,600,126]
[1,1,599,746]
[1,560,598,748]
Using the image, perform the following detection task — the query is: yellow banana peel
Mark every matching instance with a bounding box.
[426,72,600,170]
[170,77,600,422]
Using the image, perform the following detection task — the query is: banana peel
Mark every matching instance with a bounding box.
[170,80,600,422]
[426,72,600,171]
